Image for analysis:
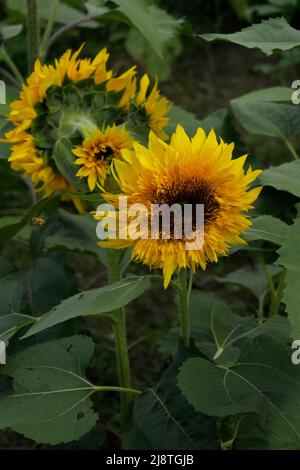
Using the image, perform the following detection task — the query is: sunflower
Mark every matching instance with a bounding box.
[136,74,170,140]
[1,46,136,202]
[97,126,262,288]
[108,72,170,140]
[73,125,133,191]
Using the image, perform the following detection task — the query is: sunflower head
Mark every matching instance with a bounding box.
[2,47,167,206]
[135,74,170,140]
[73,125,133,191]
[97,126,262,288]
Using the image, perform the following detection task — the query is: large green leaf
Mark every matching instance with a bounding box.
[0,272,24,316]
[0,272,33,343]
[200,17,300,55]
[277,219,300,339]
[0,313,34,344]
[0,24,23,41]
[260,160,300,197]
[7,0,98,27]
[215,265,282,301]
[0,336,98,444]
[28,256,77,315]
[231,87,293,103]
[166,105,228,137]
[112,0,182,58]
[52,139,84,190]
[23,276,150,338]
[231,100,300,140]
[178,336,300,447]
[159,291,290,363]
[44,209,105,260]
[0,195,59,244]
[125,347,219,450]
[244,215,290,245]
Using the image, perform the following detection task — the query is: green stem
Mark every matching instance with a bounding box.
[177,269,191,347]
[26,0,39,72]
[270,268,286,317]
[0,47,23,84]
[106,249,132,426]
[259,257,278,317]
[39,0,60,60]
[285,139,299,160]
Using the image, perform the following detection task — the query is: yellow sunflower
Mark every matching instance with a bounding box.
[136,74,170,140]
[73,125,133,191]
[97,126,262,288]
[108,72,170,140]
[1,46,135,203]
[7,46,112,128]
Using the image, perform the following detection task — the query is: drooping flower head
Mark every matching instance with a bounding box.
[73,125,133,191]
[97,126,262,287]
[1,47,170,206]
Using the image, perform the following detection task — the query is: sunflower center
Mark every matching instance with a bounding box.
[153,179,220,231]
[93,145,115,161]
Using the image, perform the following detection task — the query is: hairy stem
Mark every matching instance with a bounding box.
[106,249,132,426]
[177,269,191,347]
[26,0,39,72]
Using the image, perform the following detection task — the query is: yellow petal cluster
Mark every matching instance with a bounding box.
[97,126,262,287]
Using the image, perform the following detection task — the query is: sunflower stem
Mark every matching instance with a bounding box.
[177,269,191,347]
[26,0,39,72]
[106,249,132,427]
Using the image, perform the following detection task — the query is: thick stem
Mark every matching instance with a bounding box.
[39,0,60,60]
[177,269,190,347]
[26,0,39,72]
[106,249,132,426]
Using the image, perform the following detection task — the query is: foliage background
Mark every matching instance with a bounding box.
[1,0,300,450]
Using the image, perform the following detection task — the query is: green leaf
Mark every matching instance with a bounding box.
[44,209,105,261]
[159,291,290,363]
[166,105,228,137]
[231,100,300,140]
[0,256,14,278]
[23,276,150,338]
[178,336,300,447]
[231,86,293,103]
[199,17,300,55]
[112,0,182,58]
[125,347,219,450]
[1,24,23,41]
[0,273,24,316]
[244,215,290,245]
[28,256,77,315]
[277,219,300,338]
[0,272,32,344]
[215,265,282,300]
[52,139,84,190]
[260,160,300,197]
[0,336,98,444]
[7,0,98,28]
[0,313,34,344]
[0,195,60,244]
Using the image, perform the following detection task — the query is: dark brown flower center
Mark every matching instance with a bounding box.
[150,179,220,239]
[94,145,114,161]
[153,179,219,225]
